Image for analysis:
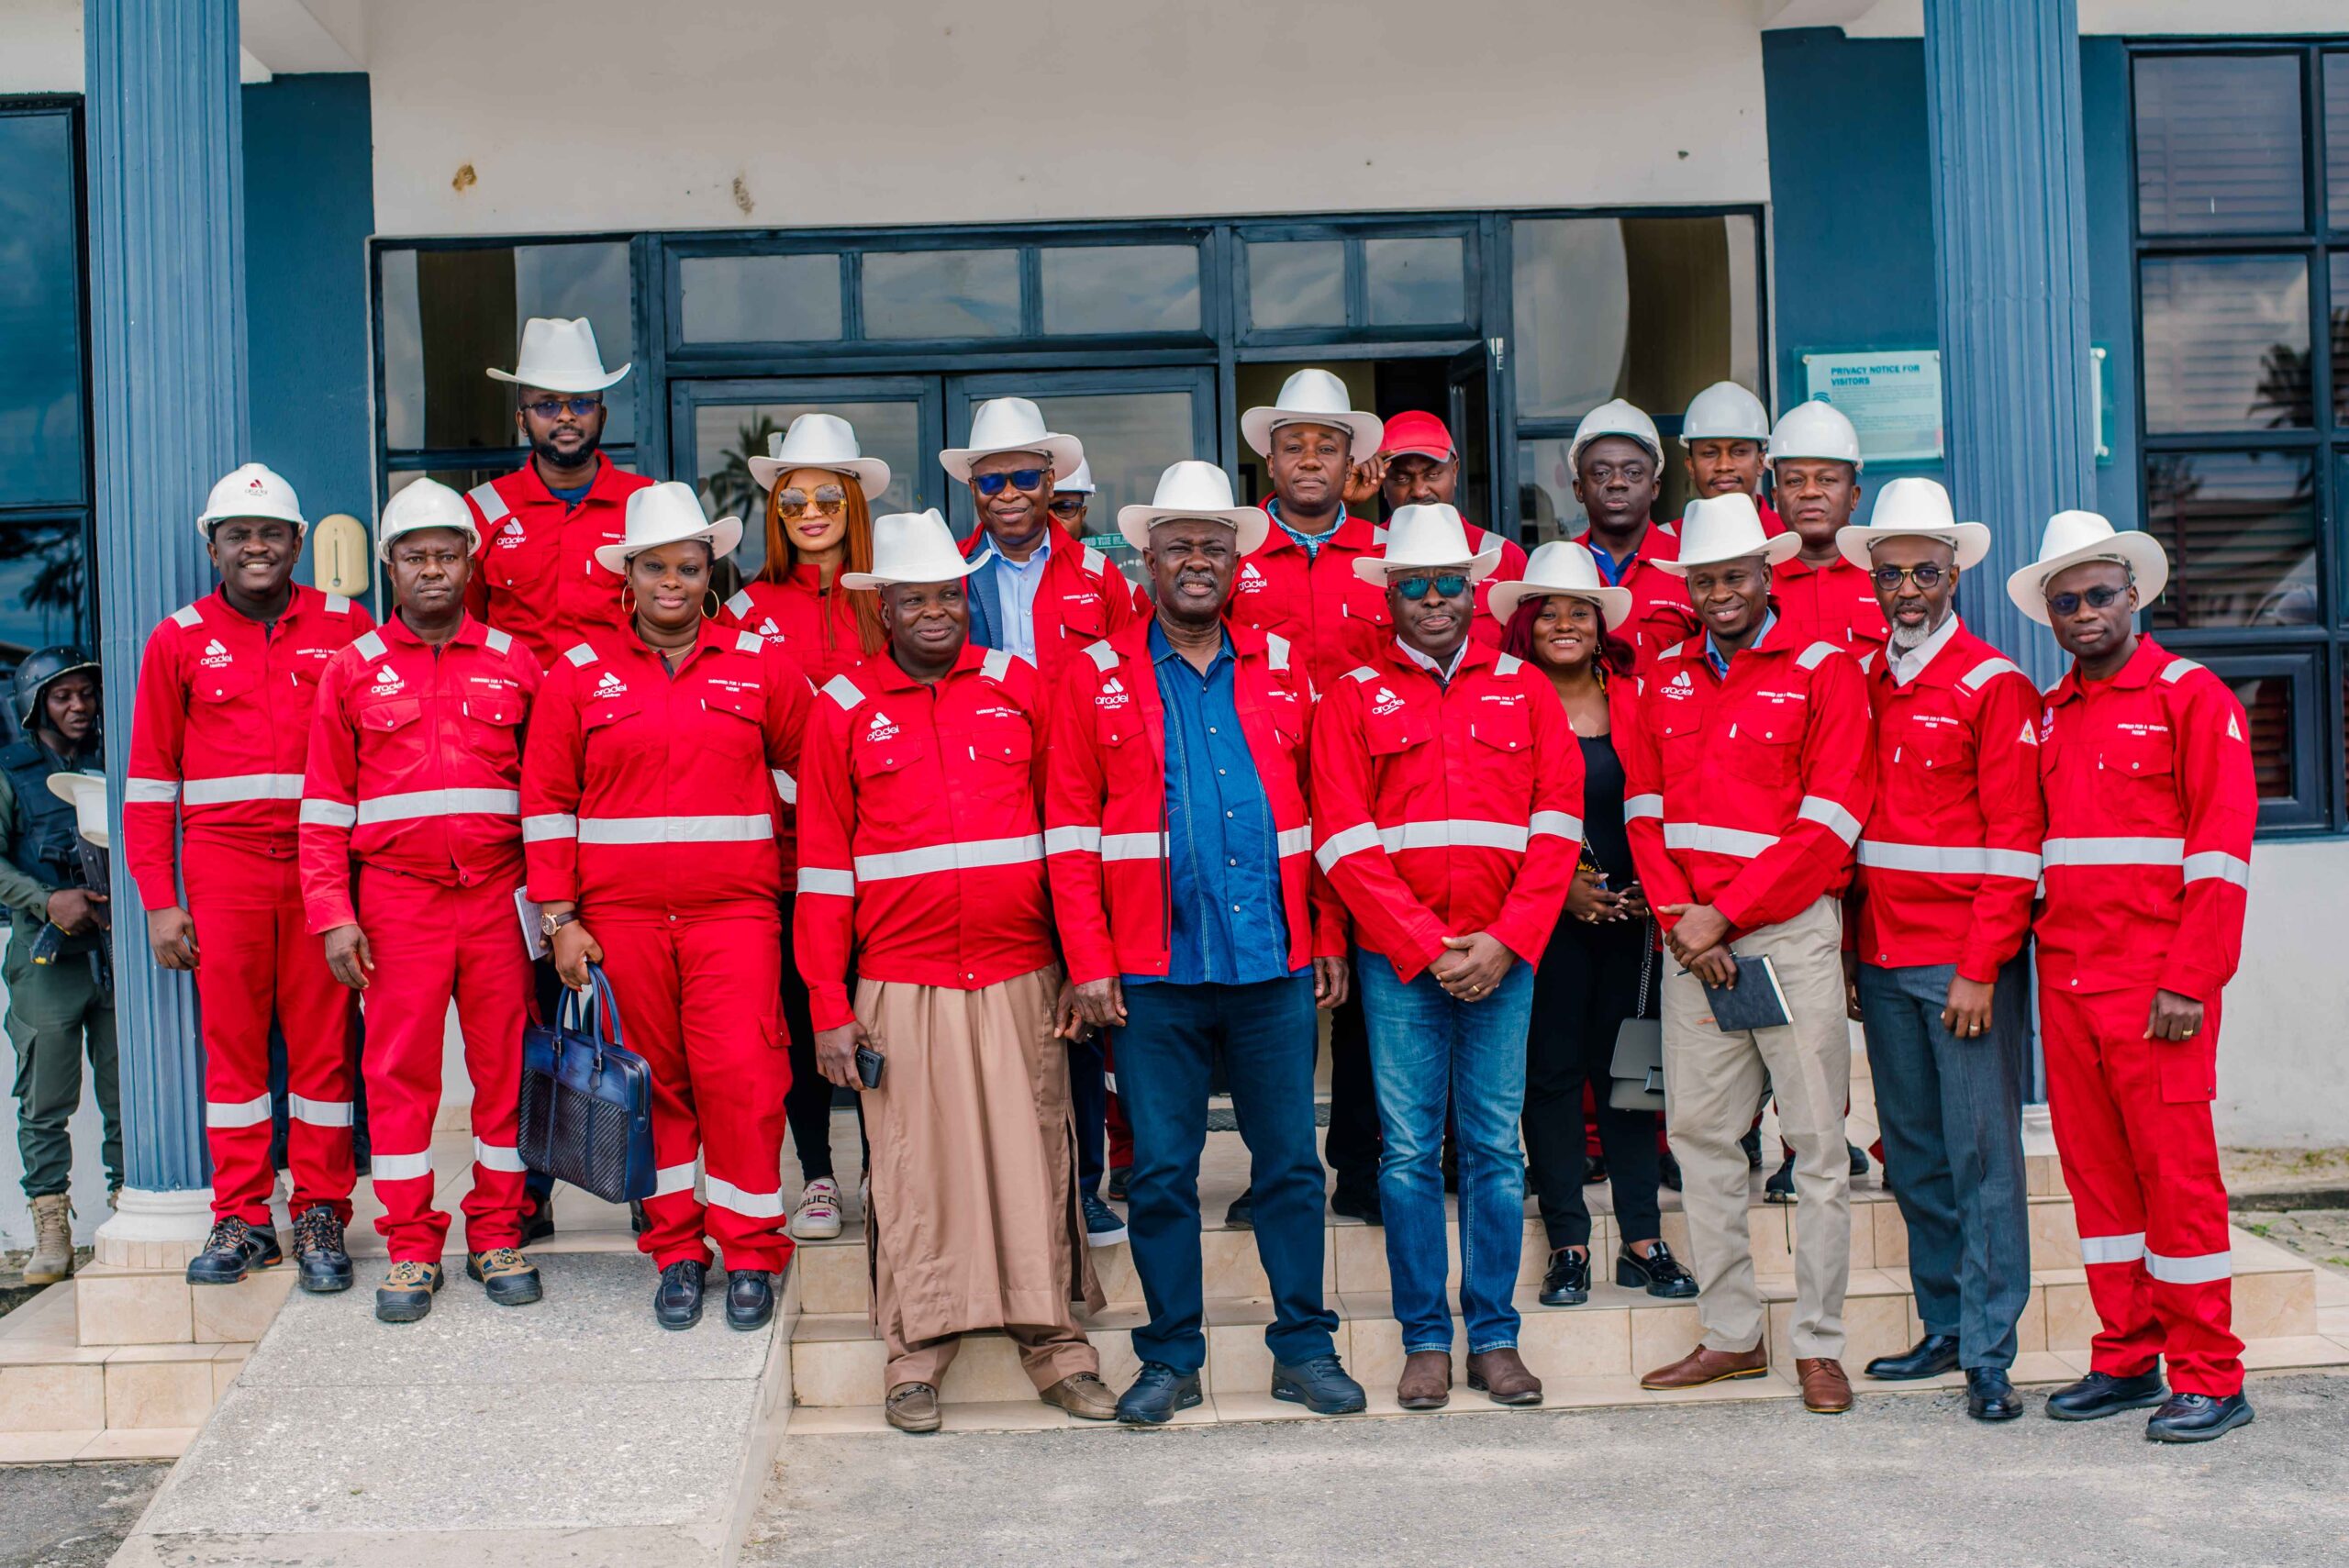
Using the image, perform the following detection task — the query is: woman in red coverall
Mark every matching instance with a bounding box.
[521,481,813,1332]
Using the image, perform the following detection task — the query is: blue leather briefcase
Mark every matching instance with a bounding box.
[518,964,656,1204]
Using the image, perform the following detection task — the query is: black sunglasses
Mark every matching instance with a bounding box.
[522,396,602,419]
[1870,563,1947,590]
[973,469,1047,496]
[1047,495,1087,516]
[2047,584,2127,616]
[1394,573,1469,601]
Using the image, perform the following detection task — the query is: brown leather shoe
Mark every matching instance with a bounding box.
[1041,1371,1119,1421]
[1797,1357,1853,1414]
[1640,1342,1769,1391]
[885,1382,941,1434]
[1466,1347,1543,1407]
[1397,1351,1453,1410]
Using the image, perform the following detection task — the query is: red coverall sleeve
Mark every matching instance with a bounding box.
[123,624,188,911]
[1958,670,2048,984]
[295,655,362,933]
[1620,678,1696,931]
[463,499,494,622]
[1487,685,1583,965]
[1043,659,1116,987]
[1308,681,1449,980]
[518,662,585,905]
[1101,563,1143,629]
[1297,673,1349,961]
[1711,651,1876,933]
[792,703,861,1034]
[763,648,815,888]
[2159,675,2257,1002]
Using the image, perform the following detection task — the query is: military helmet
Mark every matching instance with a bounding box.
[13,646,98,730]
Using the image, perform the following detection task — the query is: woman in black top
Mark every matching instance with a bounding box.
[1496,542,1696,1307]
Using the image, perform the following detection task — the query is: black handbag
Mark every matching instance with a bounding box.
[518,963,657,1204]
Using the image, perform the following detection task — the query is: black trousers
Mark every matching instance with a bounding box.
[1521,915,1663,1251]
[1319,986,1381,1195]
[780,901,865,1187]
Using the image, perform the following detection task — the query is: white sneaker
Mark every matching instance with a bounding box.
[789,1177,843,1240]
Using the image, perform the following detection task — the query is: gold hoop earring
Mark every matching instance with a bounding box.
[704,590,722,620]
[620,586,637,618]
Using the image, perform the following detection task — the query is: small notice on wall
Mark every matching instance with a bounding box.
[1800,350,1943,464]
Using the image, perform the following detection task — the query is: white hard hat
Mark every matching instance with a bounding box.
[377,477,481,560]
[198,462,306,537]
[1054,459,1097,495]
[1565,399,1663,473]
[1768,400,1865,472]
[1678,382,1771,446]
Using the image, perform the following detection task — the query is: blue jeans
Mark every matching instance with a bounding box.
[1115,975,1335,1374]
[1357,948,1535,1355]
[1858,958,2032,1369]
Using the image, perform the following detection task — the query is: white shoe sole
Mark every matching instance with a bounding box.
[1085,1225,1129,1249]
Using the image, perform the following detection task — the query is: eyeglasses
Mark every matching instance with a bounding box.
[1870,563,1947,590]
[1047,496,1087,517]
[1393,573,1469,601]
[972,469,1047,497]
[521,396,602,419]
[2046,584,2127,616]
[777,486,846,518]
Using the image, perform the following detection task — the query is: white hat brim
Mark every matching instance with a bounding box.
[746,456,892,496]
[487,362,633,394]
[592,515,743,574]
[1835,520,1992,573]
[938,433,1085,484]
[1241,408,1386,462]
[1353,543,1505,589]
[2006,533,2168,626]
[1653,531,1803,576]
[1484,580,1635,632]
[1116,506,1270,557]
[838,552,989,592]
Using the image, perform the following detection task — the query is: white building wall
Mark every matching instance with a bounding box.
[2214,840,2349,1148]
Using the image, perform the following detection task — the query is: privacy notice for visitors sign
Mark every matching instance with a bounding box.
[1800,350,1943,464]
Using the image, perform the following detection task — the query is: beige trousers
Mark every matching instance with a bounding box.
[1661,895,1852,1362]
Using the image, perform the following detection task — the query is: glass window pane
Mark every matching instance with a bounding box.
[688,400,922,577]
[2139,254,2310,434]
[0,112,85,506]
[679,254,841,343]
[2328,55,2349,227]
[381,240,634,452]
[862,250,1019,339]
[1019,391,1195,584]
[2143,450,2319,628]
[1517,437,1585,547]
[1364,237,1465,326]
[2223,673,2296,799]
[2134,54,2306,236]
[1041,246,1200,334]
[2333,253,2349,430]
[0,520,92,659]
[1247,240,1344,329]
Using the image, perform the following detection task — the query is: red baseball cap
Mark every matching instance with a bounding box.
[1378,410,1455,462]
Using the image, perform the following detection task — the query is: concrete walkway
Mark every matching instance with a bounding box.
[748,1370,2349,1568]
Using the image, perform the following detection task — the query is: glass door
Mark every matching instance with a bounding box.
[1447,341,1500,536]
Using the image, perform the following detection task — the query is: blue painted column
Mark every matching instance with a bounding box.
[85,0,249,1227]
[1922,0,2096,686]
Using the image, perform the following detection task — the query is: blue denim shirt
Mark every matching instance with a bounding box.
[1705,608,1777,680]
[1125,623,1296,987]
[1264,498,1341,561]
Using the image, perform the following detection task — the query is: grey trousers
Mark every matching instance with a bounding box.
[1857,957,2032,1369]
[1662,895,1851,1362]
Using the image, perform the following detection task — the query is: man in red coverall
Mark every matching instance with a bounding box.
[127,463,372,1293]
[2011,511,2259,1444]
[300,478,545,1324]
[1567,400,1699,673]
[1766,400,1887,658]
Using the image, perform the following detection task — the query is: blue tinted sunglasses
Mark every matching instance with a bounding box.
[1394,574,1469,601]
[2047,584,2126,616]
[972,468,1047,496]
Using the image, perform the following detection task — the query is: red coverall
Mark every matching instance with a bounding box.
[959,523,1141,691]
[522,622,812,1273]
[125,586,373,1227]
[1584,521,1700,673]
[1773,555,1889,660]
[298,616,541,1262]
[719,569,882,684]
[2036,636,2256,1397]
[464,454,655,673]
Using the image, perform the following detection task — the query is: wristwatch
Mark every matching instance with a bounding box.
[540,909,580,939]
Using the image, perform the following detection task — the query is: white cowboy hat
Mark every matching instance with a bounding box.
[840,509,987,591]
[592,482,742,574]
[939,397,1085,483]
[2007,509,2169,626]
[747,412,892,497]
[1565,399,1664,473]
[486,317,630,394]
[1054,459,1097,496]
[376,477,480,560]
[1486,539,1635,630]
[197,462,306,537]
[1116,462,1270,555]
[1835,476,1990,572]
[1679,382,1771,446]
[1654,493,1801,575]
[1241,369,1384,461]
[1769,399,1865,472]
[1353,503,1504,587]
[44,772,108,851]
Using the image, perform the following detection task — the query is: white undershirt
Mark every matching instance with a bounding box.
[1889,612,1962,688]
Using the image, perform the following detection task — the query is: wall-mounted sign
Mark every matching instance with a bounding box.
[1800,350,1943,464]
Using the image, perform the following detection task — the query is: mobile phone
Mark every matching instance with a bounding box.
[854,1043,885,1089]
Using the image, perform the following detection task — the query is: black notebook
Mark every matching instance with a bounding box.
[1700,954,1792,1033]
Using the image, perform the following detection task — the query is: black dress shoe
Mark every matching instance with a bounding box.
[1330,1184,1382,1226]
[518,1191,555,1247]
[1764,1153,1796,1204]
[653,1258,707,1329]
[1271,1354,1367,1415]
[725,1270,774,1330]
[1223,1191,1254,1230]
[1865,1332,1960,1381]
[1582,1155,1609,1184]
[1967,1366,2021,1421]
[1540,1248,1590,1307]
[1739,1128,1763,1169]
[2046,1367,2168,1421]
[1848,1143,1871,1178]
[2146,1391,2254,1443]
[1116,1361,1203,1425]
[289,1204,353,1295]
[185,1217,281,1285]
[1616,1240,1698,1298]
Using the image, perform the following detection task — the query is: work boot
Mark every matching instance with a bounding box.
[1466,1347,1544,1407]
[1397,1351,1453,1411]
[374,1260,443,1323]
[2146,1391,2254,1443]
[725,1270,774,1331]
[289,1203,354,1295]
[22,1194,73,1284]
[186,1216,282,1285]
[654,1258,706,1330]
[466,1247,544,1307]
